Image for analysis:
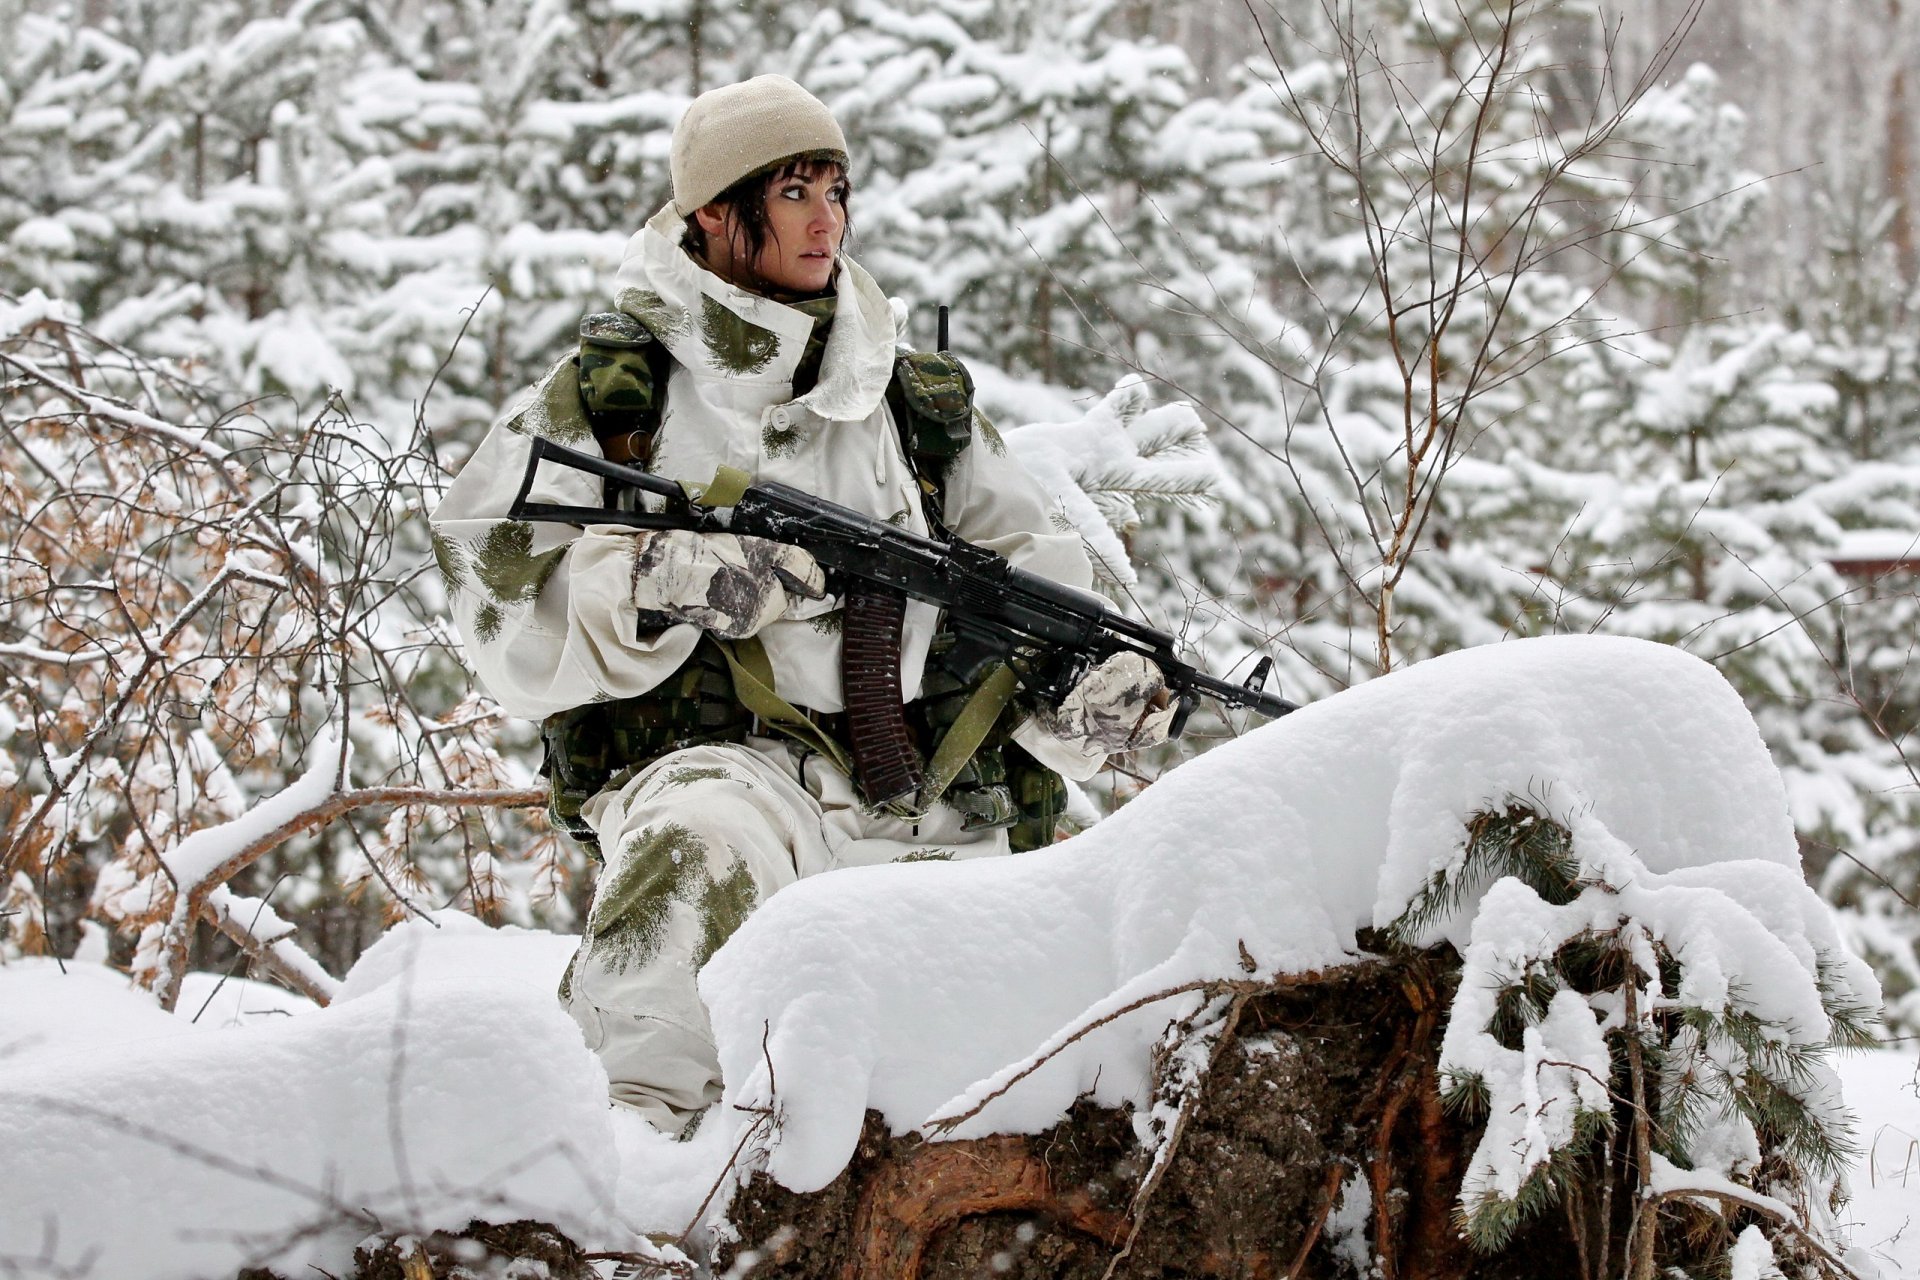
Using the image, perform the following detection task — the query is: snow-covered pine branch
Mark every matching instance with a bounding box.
[1002,376,1220,591]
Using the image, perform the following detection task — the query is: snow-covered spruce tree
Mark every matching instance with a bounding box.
[805,0,1209,392]
[352,0,679,419]
[1489,62,1920,1031]
[1403,805,1874,1279]
[0,1,142,305]
[0,1,379,396]
[1101,0,1690,714]
[1768,185,1920,1031]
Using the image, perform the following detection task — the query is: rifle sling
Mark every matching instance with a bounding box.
[712,636,1020,821]
[921,661,1020,805]
[710,636,855,779]
[697,466,1021,819]
[689,464,754,509]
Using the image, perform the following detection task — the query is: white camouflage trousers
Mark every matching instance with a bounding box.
[559,735,1008,1134]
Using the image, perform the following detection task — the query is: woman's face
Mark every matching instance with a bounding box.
[698,167,849,296]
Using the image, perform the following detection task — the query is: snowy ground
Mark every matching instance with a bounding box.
[1843,1047,1920,1276]
[2,636,1913,1278]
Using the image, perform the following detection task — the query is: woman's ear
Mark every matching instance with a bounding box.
[693,204,730,240]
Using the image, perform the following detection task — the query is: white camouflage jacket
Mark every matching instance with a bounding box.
[431,205,1098,764]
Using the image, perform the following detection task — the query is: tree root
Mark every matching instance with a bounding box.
[719,953,1492,1280]
[841,1134,1129,1280]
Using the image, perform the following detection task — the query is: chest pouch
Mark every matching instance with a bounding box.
[914,631,1069,853]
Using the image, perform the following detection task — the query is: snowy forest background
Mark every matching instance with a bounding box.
[3,0,1919,1034]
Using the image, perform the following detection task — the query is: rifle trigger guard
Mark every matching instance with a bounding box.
[1169,691,1198,741]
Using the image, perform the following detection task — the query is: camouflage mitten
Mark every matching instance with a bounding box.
[1036,652,1175,754]
[629,529,826,639]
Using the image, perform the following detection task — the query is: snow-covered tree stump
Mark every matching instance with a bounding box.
[710,813,1869,1279]
[679,641,1875,1280]
[718,955,1496,1280]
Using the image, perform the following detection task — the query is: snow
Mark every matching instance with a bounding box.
[158,729,345,894]
[1004,376,1220,589]
[1831,528,1920,565]
[1729,1224,1782,1280]
[175,970,317,1029]
[0,916,629,1280]
[693,635,1869,1192]
[2,956,195,1065]
[0,636,1894,1272]
[1648,1150,1795,1221]
[0,288,79,341]
[1838,1048,1920,1279]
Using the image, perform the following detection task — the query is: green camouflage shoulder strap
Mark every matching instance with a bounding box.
[578,303,978,508]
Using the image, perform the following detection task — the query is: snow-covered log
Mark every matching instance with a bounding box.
[695,636,1876,1280]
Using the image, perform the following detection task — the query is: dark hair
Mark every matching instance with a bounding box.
[682,150,853,295]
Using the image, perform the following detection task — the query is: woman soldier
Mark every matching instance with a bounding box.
[432,75,1172,1134]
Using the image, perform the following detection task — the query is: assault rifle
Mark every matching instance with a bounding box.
[508,435,1296,805]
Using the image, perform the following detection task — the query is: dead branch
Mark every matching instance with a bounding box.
[921,961,1375,1138]
[153,785,546,1009]
[1100,990,1254,1280]
[202,893,339,1007]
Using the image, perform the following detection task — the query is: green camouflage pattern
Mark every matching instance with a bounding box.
[973,408,1008,457]
[585,821,759,973]
[544,644,752,853]
[763,297,838,456]
[615,287,691,342]
[789,296,836,393]
[893,350,976,461]
[1005,744,1068,852]
[577,311,660,420]
[431,529,467,591]
[473,521,565,606]
[474,601,504,645]
[914,637,1067,851]
[762,418,803,459]
[580,310,652,349]
[504,354,594,445]
[700,296,780,375]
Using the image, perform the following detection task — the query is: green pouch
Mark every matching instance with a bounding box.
[1006,743,1068,852]
[892,350,975,461]
[541,644,750,858]
[576,311,661,458]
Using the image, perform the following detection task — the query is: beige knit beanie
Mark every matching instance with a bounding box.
[671,75,849,215]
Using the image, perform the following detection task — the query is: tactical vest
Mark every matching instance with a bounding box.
[545,307,1067,855]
